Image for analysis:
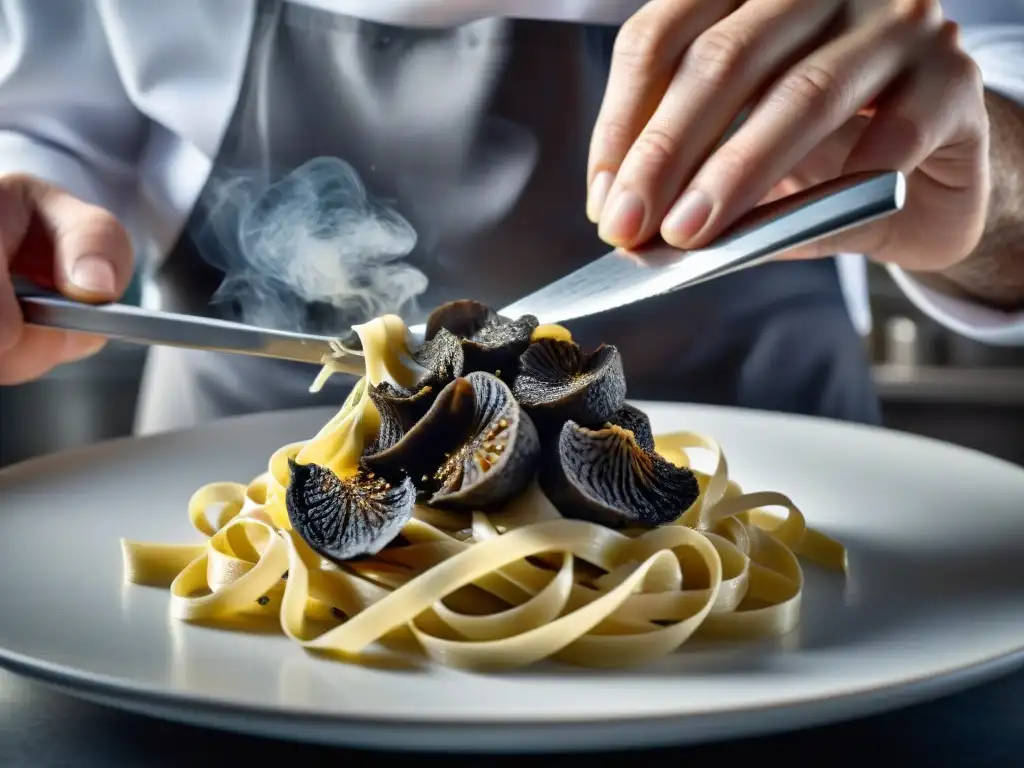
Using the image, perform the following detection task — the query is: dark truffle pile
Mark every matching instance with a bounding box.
[286,300,700,564]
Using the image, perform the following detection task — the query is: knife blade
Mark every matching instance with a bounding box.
[15,171,903,366]
[495,170,905,325]
[14,292,364,373]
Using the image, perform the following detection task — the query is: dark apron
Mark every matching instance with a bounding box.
[137,1,879,433]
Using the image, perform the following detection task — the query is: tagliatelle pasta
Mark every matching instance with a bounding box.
[121,314,847,671]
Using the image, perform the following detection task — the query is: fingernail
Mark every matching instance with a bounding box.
[598,189,645,244]
[70,255,117,295]
[662,189,713,243]
[586,171,614,223]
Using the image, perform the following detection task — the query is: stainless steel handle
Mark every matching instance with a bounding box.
[15,293,362,372]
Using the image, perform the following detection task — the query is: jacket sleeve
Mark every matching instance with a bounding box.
[0,0,147,220]
[886,23,1024,346]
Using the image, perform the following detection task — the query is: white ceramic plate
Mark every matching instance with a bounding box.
[1,403,1022,753]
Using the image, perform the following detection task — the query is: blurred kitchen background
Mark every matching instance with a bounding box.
[2,262,1023,468]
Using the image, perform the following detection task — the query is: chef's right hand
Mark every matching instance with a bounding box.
[0,173,133,385]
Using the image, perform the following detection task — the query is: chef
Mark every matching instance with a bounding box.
[0,0,1022,434]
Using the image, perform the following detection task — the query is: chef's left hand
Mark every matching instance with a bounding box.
[588,0,989,273]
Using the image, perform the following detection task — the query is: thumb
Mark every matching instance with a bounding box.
[0,173,133,301]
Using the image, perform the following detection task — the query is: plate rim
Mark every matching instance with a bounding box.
[1,645,1021,752]
[1,637,1022,726]
[2,402,1023,744]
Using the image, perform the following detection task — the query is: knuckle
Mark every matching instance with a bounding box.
[775,63,844,121]
[705,144,755,189]
[58,208,130,259]
[887,0,928,25]
[627,124,680,178]
[938,19,962,46]
[593,117,639,159]
[886,115,930,159]
[947,48,983,91]
[84,208,124,239]
[888,0,941,33]
[685,28,747,88]
[945,52,987,136]
[0,172,50,197]
[0,173,35,220]
[613,14,672,71]
[0,171,35,189]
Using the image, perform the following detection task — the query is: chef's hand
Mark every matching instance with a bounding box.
[588,0,988,273]
[0,174,133,384]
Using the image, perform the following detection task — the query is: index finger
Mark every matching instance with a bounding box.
[587,0,734,221]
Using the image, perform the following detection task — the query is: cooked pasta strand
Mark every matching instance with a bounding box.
[120,315,846,671]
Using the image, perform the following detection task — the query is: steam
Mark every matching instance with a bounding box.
[194,157,427,333]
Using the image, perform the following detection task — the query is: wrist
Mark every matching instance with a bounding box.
[931,90,1024,311]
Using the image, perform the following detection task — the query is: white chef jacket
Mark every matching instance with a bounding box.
[0,0,1022,348]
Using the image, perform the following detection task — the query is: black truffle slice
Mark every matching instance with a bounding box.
[362,377,478,486]
[286,460,416,562]
[513,339,627,430]
[363,372,540,510]
[539,420,700,529]
[362,327,464,439]
[424,299,499,341]
[411,326,464,388]
[605,403,655,452]
[363,385,411,457]
[424,299,538,378]
[367,382,437,445]
[429,371,540,510]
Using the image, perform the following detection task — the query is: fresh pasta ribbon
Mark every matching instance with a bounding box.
[120,315,847,671]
